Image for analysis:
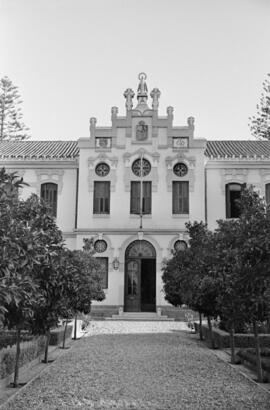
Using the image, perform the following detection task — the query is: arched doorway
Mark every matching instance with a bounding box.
[124,240,156,312]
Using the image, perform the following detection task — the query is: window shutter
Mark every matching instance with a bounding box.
[94,182,110,214]
[130,182,140,214]
[143,182,151,214]
[172,182,189,214]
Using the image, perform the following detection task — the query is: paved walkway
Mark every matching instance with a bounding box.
[3,321,270,409]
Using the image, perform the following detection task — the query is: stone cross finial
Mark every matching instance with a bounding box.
[150,88,161,110]
[124,88,135,110]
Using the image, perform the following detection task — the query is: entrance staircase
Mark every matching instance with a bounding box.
[105,312,174,321]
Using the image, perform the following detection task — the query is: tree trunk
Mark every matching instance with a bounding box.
[229,324,236,364]
[199,312,203,340]
[253,321,263,383]
[74,314,77,340]
[13,328,21,387]
[62,320,68,349]
[207,316,215,349]
[43,329,50,363]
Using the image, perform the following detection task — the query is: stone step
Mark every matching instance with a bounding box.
[106,313,174,321]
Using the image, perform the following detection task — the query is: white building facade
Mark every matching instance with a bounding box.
[1,74,270,319]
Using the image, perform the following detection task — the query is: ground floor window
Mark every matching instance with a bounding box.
[225,183,242,218]
[95,257,108,289]
[265,183,270,205]
[41,183,58,217]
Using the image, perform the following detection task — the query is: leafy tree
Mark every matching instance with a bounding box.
[0,169,44,386]
[0,77,30,141]
[249,74,270,140]
[63,241,105,341]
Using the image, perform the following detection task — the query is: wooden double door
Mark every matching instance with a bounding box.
[124,257,156,312]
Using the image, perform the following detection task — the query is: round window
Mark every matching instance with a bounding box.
[95,163,110,177]
[94,240,107,253]
[132,158,151,177]
[173,163,188,177]
[174,240,187,252]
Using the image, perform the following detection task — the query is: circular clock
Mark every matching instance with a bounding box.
[95,163,110,177]
[94,240,107,253]
[174,240,187,252]
[132,158,151,177]
[173,163,188,177]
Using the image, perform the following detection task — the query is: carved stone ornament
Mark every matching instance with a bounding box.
[150,88,161,110]
[123,149,160,192]
[87,154,118,192]
[32,169,64,194]
[165,154,195,192]
[220,168,248,194]
[136,121,148,141]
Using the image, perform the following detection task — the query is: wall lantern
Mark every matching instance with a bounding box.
[112,257,120,270]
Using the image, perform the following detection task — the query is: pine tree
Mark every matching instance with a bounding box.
[0,76,30,141]
[249,74,270,140]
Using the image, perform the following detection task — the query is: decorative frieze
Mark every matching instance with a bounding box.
[165,153,196,192]
[220,168,248,194]
[87,153,118,192]
[123,148,160,192]
[31,169,64,194]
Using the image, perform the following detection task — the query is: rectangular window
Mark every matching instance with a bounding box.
[172,181,189,214]
[93,182,110,214]
[41,183,58,217]
[266,184,270,205]
[95,257,108,289]
[130,182,151,214]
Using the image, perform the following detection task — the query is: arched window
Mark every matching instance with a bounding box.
[41,183,58,217]
[225,183,242,218]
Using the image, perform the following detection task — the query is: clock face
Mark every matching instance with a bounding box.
[95,163,110,177]
[94,240,107,253]
[173,163,188,177]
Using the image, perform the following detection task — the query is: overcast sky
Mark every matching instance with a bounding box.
[1,0,270,141]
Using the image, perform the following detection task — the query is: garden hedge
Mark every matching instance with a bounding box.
[237,348,270,381]
[49,324,73,346]
[0,336,46,380]
[0,330,34,350]
[194,323,270,348]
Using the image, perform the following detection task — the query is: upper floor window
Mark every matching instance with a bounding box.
[265,183,270,205]
[130,181,151,214]
[172,181,189,214]
[41,183,58,217]
[93,181,110,214]
[225,183,242,218]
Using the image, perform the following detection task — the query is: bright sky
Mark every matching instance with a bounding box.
[1,0,270,141]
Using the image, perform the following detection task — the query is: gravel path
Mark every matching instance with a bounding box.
[3,321,270,409]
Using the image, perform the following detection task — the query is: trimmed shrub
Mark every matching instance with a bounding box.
[0,336,46,379]
[0,331,34,350]
[237,348,270,380]
[194,323,270,348]
[49,325,73,346]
